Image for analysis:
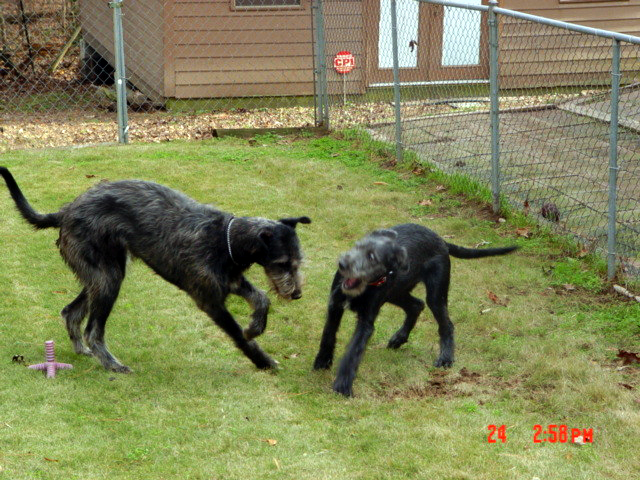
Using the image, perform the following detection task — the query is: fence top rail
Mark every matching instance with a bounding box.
[415,0,640,46]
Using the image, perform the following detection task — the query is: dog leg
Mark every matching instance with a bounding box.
[83,273,130,373]
[313,280,346,370]
[61,288,92,356]
[206,305,278,370]
[230,277,270,340]
[423,256,455,368]
[387,294,425,349]
[333,312,377,397]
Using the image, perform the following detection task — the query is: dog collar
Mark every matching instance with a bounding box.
[369,271,393,287]
[226,216,238,265]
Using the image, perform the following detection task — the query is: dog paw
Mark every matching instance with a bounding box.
[256,356,279,370]
[73,345,93,356]
[387,333,408,349]
[332,379,354,397]
[313,355,333,370]
[434,358,454,368]
[110,364,132,374]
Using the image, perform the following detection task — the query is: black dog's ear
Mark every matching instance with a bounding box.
[394,245,409,273]
[259,229,274,244]
[279,216,312,229]
[370,228,397,240]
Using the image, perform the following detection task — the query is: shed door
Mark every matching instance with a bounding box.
[367,0,488,85]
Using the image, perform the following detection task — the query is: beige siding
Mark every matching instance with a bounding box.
[168,0,314,98]
[80,0,164,101]
[323,0,366,95]
[499,0,640,88]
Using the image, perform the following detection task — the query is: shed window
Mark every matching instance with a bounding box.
[235,0,301,7]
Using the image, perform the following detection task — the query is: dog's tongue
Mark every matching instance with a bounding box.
[343,278,360,289]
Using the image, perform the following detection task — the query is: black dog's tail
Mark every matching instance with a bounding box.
[0,167,60,229]
[446,242,518,259]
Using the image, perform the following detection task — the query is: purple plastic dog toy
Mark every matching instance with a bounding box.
[28,340,73,378]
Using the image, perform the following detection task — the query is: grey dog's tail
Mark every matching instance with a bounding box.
[446,242,518,259]
[0,167,60,229]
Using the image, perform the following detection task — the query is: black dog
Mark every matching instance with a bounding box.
[313,223,517,397]
[1,167,310,373]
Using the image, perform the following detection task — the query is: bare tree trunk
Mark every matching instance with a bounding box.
[17,0,35,73]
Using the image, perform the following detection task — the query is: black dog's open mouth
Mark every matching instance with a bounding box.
[342,277,362,291]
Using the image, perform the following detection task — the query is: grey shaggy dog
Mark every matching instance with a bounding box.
[0,167,310,373]
[314,223,517,397]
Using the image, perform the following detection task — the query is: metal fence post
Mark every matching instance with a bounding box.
[488,0,500,214]
[110,0,129,144]
[390,0,403,162]
[607,39,621,280]
[312,0,329,129]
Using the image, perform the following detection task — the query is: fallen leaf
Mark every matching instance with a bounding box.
[263,438,278,446]
[562,284,576,292]
[418,199,433,206]
[480,308,492,315]
[44,457,59,462]
[85,174,96,178]
[412,166,425,175]
[541,202,560,222]
[373,181,388,186]
[619,383,634,390]
[487,291,508,306]
[617,350,640,365]
[516,227,531,238]
[577,249,589,258]
[435,185,446,192]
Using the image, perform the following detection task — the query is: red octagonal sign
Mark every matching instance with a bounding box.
[334,51,355,74]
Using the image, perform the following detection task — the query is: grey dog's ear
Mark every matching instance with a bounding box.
[279,216,312,229]
[370,228,398,240]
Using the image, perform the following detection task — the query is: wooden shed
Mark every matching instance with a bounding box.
[79,0,640,101]
[80,0,322,101]
[498,0,640,88]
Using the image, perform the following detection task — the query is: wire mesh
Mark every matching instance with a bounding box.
[1,0,319,151]
[336,0,640,279]
[1,0,639,277]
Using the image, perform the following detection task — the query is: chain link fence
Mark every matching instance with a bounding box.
[332,0,639,280]
[1,0,639,279]
[1,0,321,150]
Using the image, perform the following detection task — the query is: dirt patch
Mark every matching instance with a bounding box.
[372,367,521,401]
[1,92,587,153]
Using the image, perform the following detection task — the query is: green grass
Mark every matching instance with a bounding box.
[0,133,639,479]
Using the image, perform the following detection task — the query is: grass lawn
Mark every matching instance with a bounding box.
[0,132,638,480]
